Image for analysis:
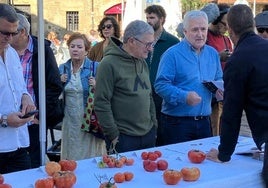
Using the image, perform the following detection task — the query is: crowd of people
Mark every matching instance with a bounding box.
[1,2,268,186]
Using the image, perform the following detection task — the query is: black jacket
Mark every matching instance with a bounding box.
[218,32,268,161]
[31,36,63,127]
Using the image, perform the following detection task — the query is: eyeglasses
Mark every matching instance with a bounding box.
[133,37,154,49]
[0,30,19,37]
[219,21,227,27]
[101,24,113,30]
[257,28,268,33]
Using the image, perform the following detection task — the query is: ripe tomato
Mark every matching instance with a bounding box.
[154,150,162,158]
[119,156,127,164]
[113,172,125,183]
[115,160,124,168]
[125,158,134,166]
[141,152,148,160]
[35,177,54,188]
[0,184,12,188]
[99,182,117,188]
[148,152,158,161]
[45,161,61,176]
[59,159,77,171]
[157,159,168,171]
[0,174,4,184]
[124,172,134,181]
[53,171,77,188]
[163,169,182,185]
[181,167,201,181]
[188,149,206,164]
[143,160,157,172]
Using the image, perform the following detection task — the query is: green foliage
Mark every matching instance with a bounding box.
[181,0,206,15]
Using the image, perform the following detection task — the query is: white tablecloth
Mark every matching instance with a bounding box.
[3,136,264,188]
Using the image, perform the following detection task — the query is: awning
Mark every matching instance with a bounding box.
[104,2,126,15]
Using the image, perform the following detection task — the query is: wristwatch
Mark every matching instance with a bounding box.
[1,114,8,128]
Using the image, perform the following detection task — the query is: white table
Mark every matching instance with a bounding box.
[3,136,264,188]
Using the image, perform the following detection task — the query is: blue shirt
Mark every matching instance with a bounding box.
[154,39,222,116]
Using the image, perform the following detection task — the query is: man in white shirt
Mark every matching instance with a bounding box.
[0,3,36,174]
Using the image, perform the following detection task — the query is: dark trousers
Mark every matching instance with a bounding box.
[105,126,156,154]
[161,113,212,145]
[262,143,268,187]
[0,148,31,174]
[27,124,41,168]
[152,90,164,146]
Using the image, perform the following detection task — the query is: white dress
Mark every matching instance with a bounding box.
[61,71,106,160]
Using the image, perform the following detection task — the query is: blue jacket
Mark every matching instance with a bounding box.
[154,39,222,116]
[58,58,98,107]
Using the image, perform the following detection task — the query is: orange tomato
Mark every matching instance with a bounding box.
[124,172,134,181]
[181,167,201,181]
[35,177,54,188]
[163,169,182,185]
[45,161,61,176]
[113,172,125,183]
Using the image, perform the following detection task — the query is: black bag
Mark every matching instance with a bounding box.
[46,94,64,128]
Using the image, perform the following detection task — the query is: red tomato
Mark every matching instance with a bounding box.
[143,160,157,172]
[188,149,206,163]
[125,158,134,166]
[124,172,134,181]
[0,184,12,188]
[115,160,124,168]
[0,174,4,184]
[163,169,182,185]
[53,171,76,188]
[157,159,168,171]
[35,177,54,188]
[141,152,148,160]
[59,159,77,171]
[148,152,158,161]
[181,167,201,181]
[113,172,125,183]
[154,150,162,158]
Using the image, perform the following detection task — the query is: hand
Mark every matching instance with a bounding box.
[215,89,224,101]
[186,91,201,106]
[206,148,223,163]
[61,74,67,82]
[89,76,96,87]
[219,49,231,62]
[7,112,34,128]
[21,94,36,115]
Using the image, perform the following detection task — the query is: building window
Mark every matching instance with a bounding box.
[66,11,79,31]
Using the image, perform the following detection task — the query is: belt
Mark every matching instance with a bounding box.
[179,116,209,121]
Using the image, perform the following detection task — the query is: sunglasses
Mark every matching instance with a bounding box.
[257,28,268,33]
[0,30,19,37]
[101,24,113,30]
[133,37,154,49]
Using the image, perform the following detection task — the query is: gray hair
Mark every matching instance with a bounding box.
[0,3,18,23]
[17,13,31,35]
[123,20,154,43]
[183,10,208,30]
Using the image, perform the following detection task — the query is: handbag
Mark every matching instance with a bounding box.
[81,62,105,139]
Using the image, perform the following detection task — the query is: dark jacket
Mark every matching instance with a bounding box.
[31,36,63,127]
[218,32,268,161]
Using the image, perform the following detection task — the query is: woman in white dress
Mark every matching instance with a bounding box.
[58,32,106,160]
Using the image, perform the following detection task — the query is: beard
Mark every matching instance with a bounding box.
[150,21,161,32]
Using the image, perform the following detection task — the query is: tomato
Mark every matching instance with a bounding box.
[45,161,61,176]
[0,174,4,184]
[157,159,168,171]
[115,160,124,168]
[154,150,162,158]
[181,167,201,181]
[163,169,182,185]
[35,177,54,188]
[119,156,127,164]
[106,158,116,168]
[125,158,134,166]
[99,182,117,188]
[113,173,125,183]
[143,160,157,172]
[124,172,134,181]
[53,171,76,188]
[0,184,12,188]
[188,149,206,164]
[148,152,158,161]
[59,159,77,171]
[141,152,148,160]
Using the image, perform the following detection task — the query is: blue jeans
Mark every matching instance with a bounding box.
[161,113,212,145]
[0,148,31,174]
[105,126,156,154]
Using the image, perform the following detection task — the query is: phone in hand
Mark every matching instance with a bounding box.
[20,110,39,119]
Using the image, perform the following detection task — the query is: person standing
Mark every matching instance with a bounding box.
[94,20,157,154]
[59,32,106,160]
[154,10,223,145]
[206,3,233,136]
[206,5,268,187]
[0,3,36,174]
[88,16,120,62]
[144,4,180,146]
[255,11,268,39]
[10,13,63,168]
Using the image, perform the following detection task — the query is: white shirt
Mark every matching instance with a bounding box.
[0,45,30,152]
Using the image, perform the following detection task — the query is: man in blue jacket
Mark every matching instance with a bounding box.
[207,5,268,187]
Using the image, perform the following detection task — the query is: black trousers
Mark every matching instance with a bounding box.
[27,124,41,168]
[262,143,268,187]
